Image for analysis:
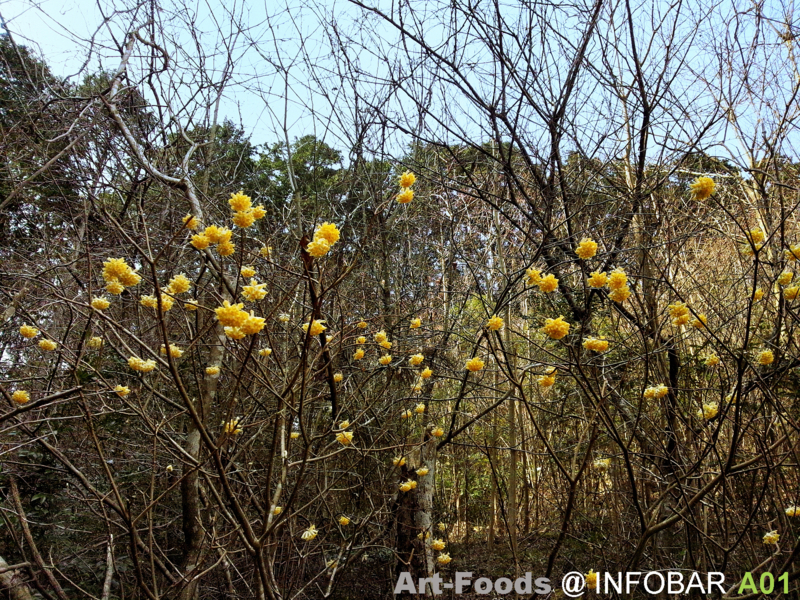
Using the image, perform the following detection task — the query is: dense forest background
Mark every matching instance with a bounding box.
[3,0,800,598]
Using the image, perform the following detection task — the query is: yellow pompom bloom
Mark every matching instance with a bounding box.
[691,314,707,329]
[672,314,690,327]
[228,191,252,212]
[690,176,716,200]
[106,281,125,295]
[586,570,598,589]
[763,530,780,545]
[336,430,354,445]
[114,385,130,397]
[487,315,504,331]
[240,313,265,335]
[465,357,484,372]
[224,326,246,340]
[437,553,452,565]
[240,265,256,278]
[38,339,57,351]
[339,516,351,526]
[217,240,236,256]
[409,354,424,366]
[541,316,570,340]
[205,225,232,244]
[259,348,272,357]
[301,525,318,541]
[575,238,598,259]
[251,205,266,220]
[587,271,608,288]
[538,274,559,293]
[242,279,267,302]
[290,432,300,439]
[421,367,433,379]
[167,274,191,294]
[431,427,444,438]
[431,539,446,551]
[525,267,542,286]
[786,506,800,517]
[128,357,157,372]
[399,480,417,492]
[784,286,799,300]
[537,374,556,387]
[118,269,142,288]
[353,348,365,360]
[333,373,344,383]
[747,228,765,244]
[12,390,30,404]
[88,336,103,349]
[414,403,426,414]
[260,245,272,257]
[215,301,247,327]
[786,244,800,261]
[400,409,412,419]
[273,505,283,515]
[232,210,255,228]
[190,233,211,249]
[160,344,183,358]
[374,330,388,343]
[393,456,407,467]
[582,337,609,352]
[757,349,774,365]
[697,402,719,420]
[357,320,368,329]
[91,296,110,310]
[306,237,331,257]
[644,384,669,399]
[668,302,689,319]
[140,295,158,309]
[753,288,764,301]
[410,318,421,329]
[396,188,414,204]
[223,417,242,435]
[704,354,720,367]
[380,340,392,349]
[206,366,220,376]
[356,336,366,344]
[102,258,132,281]
[278,313,291,323]
[379,355,392,366]
[399,171,416,188]
[19,324,39,338]
[303,319,327,336]
[607,268,628,290]
[182,213,200,230]
[608,285,631,303]
[338,420,350,430]
[315,222,341,245]
[778,271,793,286]
[593,459,611,471]
[417,467,430,476]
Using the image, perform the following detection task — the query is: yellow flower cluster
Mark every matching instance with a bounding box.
[587,271,608,288]
[582,337,609,352]
[228,191,266,230]
[393,456,407,466]
[128,356,157,372]
[690,176,716,201]
[537,372,556,388]
[12,390,30,404]
[379,355,392,366]
[242,279,267,302]
[141,294,175,311]
[259,348,272,357]
[301,525,318,540]
[38,339,57,351]
[753,288,764,301]
[593,458,611,471]
[182,214,200,230]
[538,273,559,293]
[486,315,504,331]
[333,373,344,383]
[401,409,412,419]
[697,402,719,420]
[668,302,690,326]
[185,300,199,311]
[353,348,365,360]
[302,319,326,337]
[223,417,243,435]
[91,296,110,310]
[336,430,354,445]
[166,273,191,295]
[785,286,799,301]
[114,385,130,397]
[339,516,350,526]
[159,343,183,358]
[409,353,424,366]
[399,480,418,492]
[417,467,430,476]
[19,324,39,338]
[691,314,707,329]
[437,553,452,565]
[607,268,631,303]
[786,244,800,261]
[191,224,235,256]
[306,222,341,257]
[786,506,800,517]
[575,237,598,259]
[643,384,669,399]
[525,267,541,286]
[215,301,265,338]
[206,366,220,375]
[541,316,570,340]
[465,357,484,372]
[397,170,416,203]
[778,271,794,286]
[88,336,103,349]
[431,427,444,438]
[586,571,598,589]
[757,349,774,365]
[421,367,433,378]
[763,530,780,545]
[704,354,720,367]
[410,318,421,329]
[431,539,446,551]
[102,258,142,295]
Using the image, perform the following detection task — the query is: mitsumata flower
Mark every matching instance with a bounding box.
[786,506,800,517]
[166,273,191,294]
[259,348,272,357]
[399,171,416,188]
[757,349,774,365]
[336,430,354,445]
[12,390,30,404]
[301,525,318,541]
[409,353,424,366]
[704,354,720,367]
[778,271,793,286]
[697,402,719,420]
[541,316,570,339]
[114,385,130,397]
[374,330,388,343]
[223,418,243,435]
[399,480,417,492]
[607,268,627,290]
[437,554,452,565]
[38,339,57,351]
[19,324,39,338]
[228,191,252,212]
[431,427,444,438]
[421,367,433,379]
[431,539,446,551]
[487,315,504,331]
[91,296,110,310]
[417,467,430,476]
[410,318,421,329]
[587,271,608,288]
[763,530,780,545]
[160,344,183,358]
[333,373,344,382]
[379,355,392,365]
[206,366,220,375]
[586,571,598,589]
[538,274,559,293]
[786,244,800,261]
[690,176,716,200]
[242,279,267,302]
[465,357,484,372]
[128,357,157,373]
[182,214,200,230]
[644,384,669,399]
[240,265,256,278]
[593,458,611,471]
[575,237,598,259]
[583,337,609,352]
[401,409,412,419]
[396,188,414,204]
[302,319,327,337]
[353,348,365,360]
[393,456,407,466]
[339,516,351,526]
[525,267,542,286]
